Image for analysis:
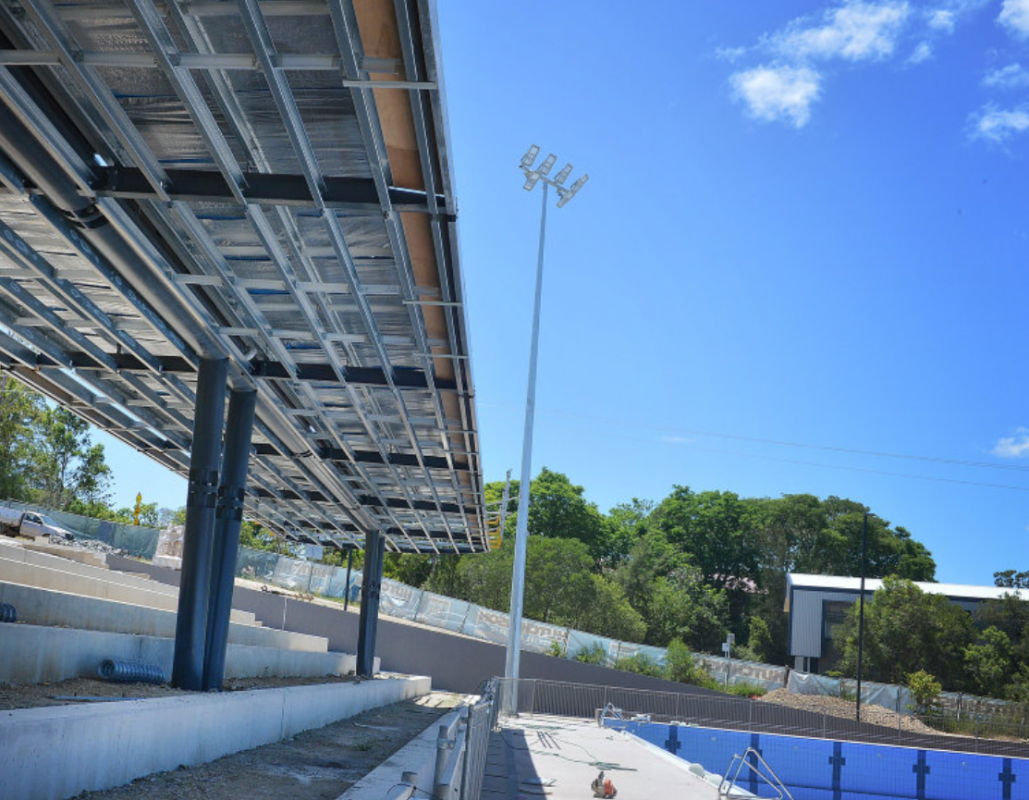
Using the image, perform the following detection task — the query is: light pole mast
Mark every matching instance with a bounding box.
[503,145,588,715]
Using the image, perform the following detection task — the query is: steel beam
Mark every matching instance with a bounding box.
[203,387,257,692]
[172,357,228,690]
[356,527,384,676]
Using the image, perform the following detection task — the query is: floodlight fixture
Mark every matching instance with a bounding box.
[556,173,589,208]
[520,144,540,169]
[553,163,573,184]
[523,172,541,192]
[538,153,557,176]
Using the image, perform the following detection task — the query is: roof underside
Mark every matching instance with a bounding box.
[0,0,485,553]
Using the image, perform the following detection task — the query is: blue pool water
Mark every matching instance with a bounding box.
[605,719,1029,800]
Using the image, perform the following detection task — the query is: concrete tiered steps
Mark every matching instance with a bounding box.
[0,538,372,684]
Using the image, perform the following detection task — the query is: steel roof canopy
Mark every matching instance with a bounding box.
[0,0,485,554]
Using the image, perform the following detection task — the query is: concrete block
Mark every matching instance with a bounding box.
[0,623,366,685]
[0,581,327,653]
[19,540,108,568]
[0,675,428,800]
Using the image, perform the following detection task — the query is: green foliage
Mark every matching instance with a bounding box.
[546,640,567,658]
[664,638,709,685]
[383,553,433,586]
[963,626,1012,698]
[726,682,767,698]
[746,616,773,663]
[833,576,975,689]
[614,653,663,678]
[907,670,942,714]
[575,642,606,664]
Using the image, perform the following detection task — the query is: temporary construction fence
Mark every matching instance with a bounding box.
[788,670,1017,719]
[0,500,160,559]
[228,543,790,691]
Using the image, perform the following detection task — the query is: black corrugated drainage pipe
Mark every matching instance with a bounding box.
[97,659,167,684]
[0,602,17,623]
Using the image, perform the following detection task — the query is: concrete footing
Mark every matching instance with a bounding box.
[0,623,371,684]
[0,674,430,800]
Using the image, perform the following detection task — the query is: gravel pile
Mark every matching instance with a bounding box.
[48,535,126,555]
[759,688,942,735]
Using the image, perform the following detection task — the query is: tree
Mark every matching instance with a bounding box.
[653,487,760,628]
[31,406,91,508]
[994,570,1029,589]
[645,566,729,651]
[833,576,975,689]
[665,638,710,685]
[907,670,942,714]
[0,375,44,500]
[74,443,112,508]
[602,499,654,567]
[614,530,686,623]
[964,626,1012,698]
[524,468,607,563]
[747,616,773,663]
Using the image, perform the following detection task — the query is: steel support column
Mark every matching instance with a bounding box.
[356,528,385,677]
[203,387,257,691]
[172,357,228,689]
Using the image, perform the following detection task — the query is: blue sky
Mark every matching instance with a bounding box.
[101,0,1029,585]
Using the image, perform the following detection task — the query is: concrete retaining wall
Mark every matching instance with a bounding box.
[0,674,430,800]
[0,581,327,652]
[0,623,369,684]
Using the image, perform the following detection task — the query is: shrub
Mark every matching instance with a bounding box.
[546,640,567,658]
[614,653,663,678]
[726,682,767,698]
[907,670,942,715]
[575,642,606,665]
[665,638,709,685]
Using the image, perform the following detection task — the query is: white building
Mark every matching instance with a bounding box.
[785,573,1027,673]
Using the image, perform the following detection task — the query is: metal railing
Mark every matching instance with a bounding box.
[491,678,1029,759]
[719,748,794,800]
[377,679,499,800]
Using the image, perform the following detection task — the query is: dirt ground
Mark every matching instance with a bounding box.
[0,674,363,711]
[759,687,942,734]
[71,691,464,800]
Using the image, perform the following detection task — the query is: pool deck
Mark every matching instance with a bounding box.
[479,714,725,799]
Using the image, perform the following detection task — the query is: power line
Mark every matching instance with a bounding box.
[481,400,1029,475]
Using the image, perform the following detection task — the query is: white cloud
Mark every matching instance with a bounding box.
[776,1,911,62]
[983,63,1029,89]
[907,42,934,63]
[972,106,1029,141]
[927,8,956,31]
[1000,0,1029,38]
[716,46,748,63]
[993,428,1029,457]
[660,435,693,446]
[731,65,821,128]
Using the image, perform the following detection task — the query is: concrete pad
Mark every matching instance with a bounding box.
[0,623,372,685]
[0,558,256,625]
[480,714,720,800]
[0,581,328,652]
[0,674,430,800]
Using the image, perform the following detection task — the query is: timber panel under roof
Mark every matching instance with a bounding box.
[0,0,485,553]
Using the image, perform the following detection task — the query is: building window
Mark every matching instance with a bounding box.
[821,600,853,671]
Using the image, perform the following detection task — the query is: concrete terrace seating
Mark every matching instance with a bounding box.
[0,582,328,653]
[0,539,363,686]
[0,542,256,624]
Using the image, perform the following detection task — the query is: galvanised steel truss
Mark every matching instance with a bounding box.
[0,0,485,554]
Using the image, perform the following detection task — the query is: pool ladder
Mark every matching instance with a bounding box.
[718,747,794,800]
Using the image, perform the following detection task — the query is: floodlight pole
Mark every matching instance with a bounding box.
[855,511,875,722]
[503,147,588,716]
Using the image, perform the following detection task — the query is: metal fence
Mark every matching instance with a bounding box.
[491,678,1029,758]
[459,679,499,800]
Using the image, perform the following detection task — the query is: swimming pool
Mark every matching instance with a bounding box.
[605,719,1029,800]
